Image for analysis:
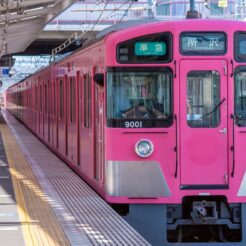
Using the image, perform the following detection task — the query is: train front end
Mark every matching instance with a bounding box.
[102,20,246,244]
[104,30,176,206]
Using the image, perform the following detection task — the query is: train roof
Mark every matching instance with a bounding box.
[95,18,159,40]
[106,18,245,36]
[84,18,246,51]
[98,18,246,47]
[7,18,246,90]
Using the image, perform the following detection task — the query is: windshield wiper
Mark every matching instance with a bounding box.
[235,115,246,120]
[196,98,226,120]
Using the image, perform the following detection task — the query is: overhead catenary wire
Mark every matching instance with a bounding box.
[77,0,134,38]
[104,0,131,19]
[52,0,110,57]
[118,0,134,22]
[51,0,135,58]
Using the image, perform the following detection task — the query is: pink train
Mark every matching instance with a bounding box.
[6,19,246,244]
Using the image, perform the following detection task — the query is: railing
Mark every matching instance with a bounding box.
[45,1,149,31]
[45,0,243,32]
[154,0,235,19]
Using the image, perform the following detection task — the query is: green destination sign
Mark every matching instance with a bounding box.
[135,42,166,56]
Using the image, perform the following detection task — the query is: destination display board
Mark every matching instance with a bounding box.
[180,32,226,55]
[134,42,166,56]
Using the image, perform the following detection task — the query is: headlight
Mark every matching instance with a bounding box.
[135,139,154,158]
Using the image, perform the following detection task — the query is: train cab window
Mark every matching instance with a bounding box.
[107,67,173,128]
[235,32,246,62]
[235,68,246,126]
[187,71,220,128]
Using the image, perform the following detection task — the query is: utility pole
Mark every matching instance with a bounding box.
[147,0,154,18]
[186,0,200,18]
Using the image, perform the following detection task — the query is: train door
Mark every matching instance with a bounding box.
[44,81,48,141]
[29,85,31,127]
[66,76,78,164]
[234,67,246,195]
[48,80,51,143]
[180,60,228,188]
[39,82,43,136]
[24,85,27,124]
[57,77,66,155]
[48,75,52,145]
[55,79,58,149]
[26,84,29,126]
[32,84,35,131]
[35,84,38,133]
[78,73,83,169]
[94,71,104,183]
[50,79,56,148]
[79,73,94,177]
[31,84,35,131]
[65,75,68,157]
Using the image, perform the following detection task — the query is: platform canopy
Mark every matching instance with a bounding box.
[0,0,76,58]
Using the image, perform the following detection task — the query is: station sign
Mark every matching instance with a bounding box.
[1,67,9,76]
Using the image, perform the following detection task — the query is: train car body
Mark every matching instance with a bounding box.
[6,19,246,244]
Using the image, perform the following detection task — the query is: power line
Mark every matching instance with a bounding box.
[52,0,133,57]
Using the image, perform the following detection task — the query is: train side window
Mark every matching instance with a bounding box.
[29,88,31,108]
[25,90,27,107]
[235,32,246,62]
[69,77,76,123]
[235,68,246,126]
[17,92,19,106]
[59,79,64,119]
[45,83,48,114]
[17,91,21,106]
[25,90,27,108]
[26,89,30,108]
[21,91,23,107]
[84,74,91,128]
[49,81,51,115]
[27,89,28,107]
[35,86,38,110]
[53,82,56,116]
[187,71,220,128]
[39,85,42,112]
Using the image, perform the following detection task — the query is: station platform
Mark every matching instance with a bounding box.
[0,109,151,246]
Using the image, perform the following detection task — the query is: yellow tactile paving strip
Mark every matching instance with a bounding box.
[0,120,70,246]
[2,110,151,246]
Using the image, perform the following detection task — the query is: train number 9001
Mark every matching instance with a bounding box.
[125,121,143,128]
